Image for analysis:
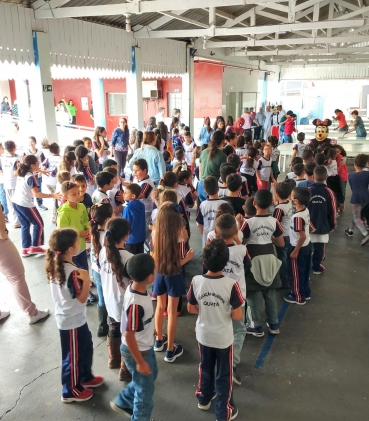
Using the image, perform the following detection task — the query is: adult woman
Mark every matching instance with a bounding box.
[0,203,49,322]
[197,130,227,203]
[213,116,226,133]
[1,96,11,114]
[225,116,234,135]
[146,116,157,131]
[332,109,348,132]
[111,117,130,177]
[129,131,166,185]
[346,110,367,138]
[93,126,110,168]
[157,121,169,148]
[198,117,213,146]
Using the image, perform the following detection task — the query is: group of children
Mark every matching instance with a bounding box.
[2,122,369,421]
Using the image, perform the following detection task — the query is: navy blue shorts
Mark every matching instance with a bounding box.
[153,272,185,297]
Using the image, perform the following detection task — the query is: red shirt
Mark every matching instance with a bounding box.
[336,153,348,182]
[284,118,297,135]
[336,112,347,129]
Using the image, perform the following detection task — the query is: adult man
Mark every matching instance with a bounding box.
[155,107,165,123]
[241,108,254,132]
[254,107,266,140]
[263,105,273,138]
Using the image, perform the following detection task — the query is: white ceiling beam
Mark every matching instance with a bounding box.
[134,19,367,38]
[279,59,369,66]
[250,8,256,26]
[335,0,360,11]
[296,0,330,20]
[32,0,70,10]
[335,5,369,19]
[312,2,320,37]
[209,7,216,27]
[275,53,369,61]
[288,0,296,23]
[228,46,369,56]
[202,8,236,20]
[295,0,323,13]
[221,6,264,28]
[327,1,335,37]
[198,34,369,48]
[157,11,209,28]
[34,0,285,18]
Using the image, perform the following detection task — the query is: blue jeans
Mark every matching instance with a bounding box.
[197,180,207,204]
[284,134,292,143]
[276,236,290,284]
[12,204,44,249]
[0,183,8,215]
[91,269,104,307]
[114,345,158,421]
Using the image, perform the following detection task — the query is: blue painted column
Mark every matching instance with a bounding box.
[90,77,106,128]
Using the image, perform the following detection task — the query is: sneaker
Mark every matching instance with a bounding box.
[266,323,280,335]
[230,407,239,420]
[283,293,306,305]
[81,376,104,388]
[232,369,242,386]
[27,246,46,255]
[154,334,168,351]
[61,388,93,403]
[198,393,216,410]
[0,310,10,321]
[164,344,183,363]
[87,291,97,303]
[305,296,311,301]
[313,271,323,275]
[29,309,49,324]
[38,204,48,210]
[110,400,133,416]
[345,228,354,237]
[361,234,369,246]
[246,325,264,337]
[151,293,157,301]
[21,248,32,257]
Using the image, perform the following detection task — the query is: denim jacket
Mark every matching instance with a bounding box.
[129,145,166,184]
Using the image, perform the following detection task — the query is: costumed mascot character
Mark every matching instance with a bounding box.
[233,117,245,135]
[307,118,336,153]
[271,106,280,139]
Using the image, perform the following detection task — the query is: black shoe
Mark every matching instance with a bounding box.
[345,228,353,237]
[87,291,97,304]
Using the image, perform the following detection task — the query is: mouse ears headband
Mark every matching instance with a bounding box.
[312,118,332,127]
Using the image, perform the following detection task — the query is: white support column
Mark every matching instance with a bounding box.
[14,79,30,138]
[29,31,58,142]
[312,2,320,38]
[181,48,194,132]
[127,47,144,130]
[90,77,106,128]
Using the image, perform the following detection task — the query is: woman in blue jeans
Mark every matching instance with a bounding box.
[111,117,130,177]
[198,131,227,203]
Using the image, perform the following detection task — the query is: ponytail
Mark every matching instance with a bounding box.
[17,155,38,177]
[89,203,113,258]
[208,131,225,160]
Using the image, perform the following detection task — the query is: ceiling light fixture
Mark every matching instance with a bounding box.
[125,14,131,32]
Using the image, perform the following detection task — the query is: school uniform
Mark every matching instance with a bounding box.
[134,176,155,213]
[273,201,293,286]
[187,274,244,421]
[112,286,158,419]
[106,188,123,212]
[77,166,95,197]
[183,141,195,164]
[43,154,61,221]
[123,199,146,255]
[271,147,280,179]
[92,188,111,205]
[50,263,93,399]
[0,153,20,225]
[13,172,44,249]
[240,160,258,193]
[292,142,306,158]
[308,183,336,274]
[207,229,243,244]
[196,198,227,247]
[287,208,312,303]
[235,147,247,159]
[26,149,46,207]
[256,157,272,190]
[177,183,195,212]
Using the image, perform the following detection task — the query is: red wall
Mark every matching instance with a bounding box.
[142,77,182,126]
[194,62,223,118]
[8,80,16,103]
[103,78,127,136]
[52,79,92,128]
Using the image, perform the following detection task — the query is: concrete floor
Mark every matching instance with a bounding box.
[1,178,369,421]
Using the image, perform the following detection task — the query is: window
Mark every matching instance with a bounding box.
[168,93,182,117]
[108,93,127,115]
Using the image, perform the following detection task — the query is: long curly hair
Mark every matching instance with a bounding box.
[46,229,79,287]
[90,203,113,258]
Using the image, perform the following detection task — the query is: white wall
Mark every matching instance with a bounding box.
[281,65,369,80]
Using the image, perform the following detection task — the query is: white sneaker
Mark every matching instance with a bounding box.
[0,310,10,321]
[29,309,49,324]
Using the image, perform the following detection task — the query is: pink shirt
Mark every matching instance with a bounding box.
[241,113,254,130]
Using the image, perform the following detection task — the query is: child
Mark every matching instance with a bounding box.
[187,239,243,421]
[293,163,306,186]
[215,214,248,385]
[325,148,343,208]
[256,143,275,190]
[92,126,110,168]
[235,135,247,158]
[223,145,234,157]
[27,136,48,211]
[163,150,173,172]
[83,136,100,168]
[298,162,316,188]
[346,154,369,245]
[42,141,61,223]
[71,174,93,217]
[153,203,195,363]
[174,163,197,210]
[226,154,250,199]
[110,254,158,419]
[335,145,348,211]
[268,135,280,180]
[123,183,146,255]
[57,171,71,209]
[91,171,115,205]
[225,133,237,149]
[99,217,133,381]
[171,128,182,150]
[102,167,124,215]
[219,164,237,199]
[89,203,113,336]
[57,181,96,304]
[301,149,314,164]
[183,131,195,165]
[0,140,21,227]
[284,187,313,305]
[47,228,104,402]
[207,202,243,244]
[196,176,227,247]
[59,151,76,177]
[132,158,155,215]
[291,132,306,164]
[286,157,303,180]
[315,153,325,166]
[273,182,293,288]
[308,165,336,275]
[224,173,246,216]
[75,145,95,197]
[172,148,186,168]
[13,155,61,256]
[242,189,284,336]
[240,146,258,194]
